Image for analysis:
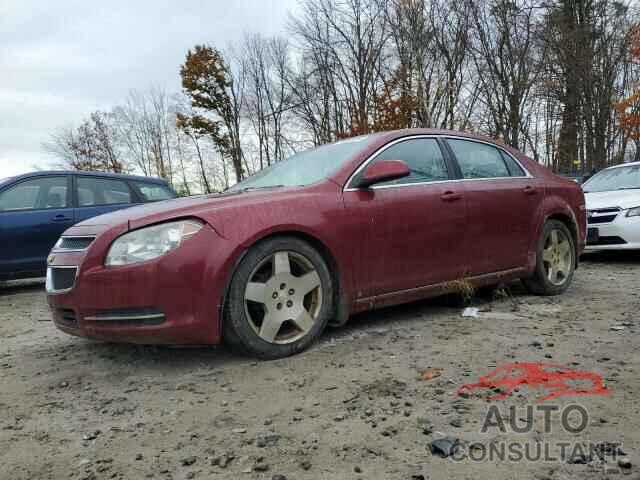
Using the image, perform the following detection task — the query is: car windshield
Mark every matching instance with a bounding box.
[583,164,640,193]
[228,135,374,192]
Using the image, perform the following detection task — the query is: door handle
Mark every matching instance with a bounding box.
[440,191,463,202]
[52,215,71,222]
[523,186,538,195]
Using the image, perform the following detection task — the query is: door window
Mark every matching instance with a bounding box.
[0,176,68,211]
[133,182,176,202]
[76,177,132,206]
[500,151,526,176]
[367,138,449,186]
[448,139,511,179]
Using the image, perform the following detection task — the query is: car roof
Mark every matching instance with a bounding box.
[6,170,169,185]
[603,161,640,170]
[376,128,505,144]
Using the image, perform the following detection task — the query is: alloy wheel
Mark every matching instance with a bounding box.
[244,250,322,344]
[541,229,572,286]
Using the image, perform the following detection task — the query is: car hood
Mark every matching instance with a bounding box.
[73,187,309,236]
[584,190,640,210]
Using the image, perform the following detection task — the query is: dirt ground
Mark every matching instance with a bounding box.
[1,252,639,480]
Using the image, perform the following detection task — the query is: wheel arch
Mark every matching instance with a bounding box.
[218,228,344,328]
[544,211,580,268]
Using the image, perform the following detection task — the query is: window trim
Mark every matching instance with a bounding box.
[344,135,532,192]
[443,136,533,181]
[0,175,72,213]
[73,175,136,208]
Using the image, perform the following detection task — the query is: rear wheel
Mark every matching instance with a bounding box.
[223,237,334,359]
[522,220,575,296]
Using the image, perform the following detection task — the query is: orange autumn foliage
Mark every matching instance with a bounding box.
[615,24,640,140]
[338,67,417,139]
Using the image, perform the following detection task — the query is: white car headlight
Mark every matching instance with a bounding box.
[105,219,204,266]
[627,206,640,217]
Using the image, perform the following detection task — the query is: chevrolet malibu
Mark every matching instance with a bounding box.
[47,129,586,359]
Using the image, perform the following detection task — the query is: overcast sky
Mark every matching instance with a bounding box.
[0,0,298,179]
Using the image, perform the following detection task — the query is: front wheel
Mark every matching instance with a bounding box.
[522,220,575,296]
[223,237,334,359]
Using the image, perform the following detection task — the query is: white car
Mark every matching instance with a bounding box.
[583,161,640,250]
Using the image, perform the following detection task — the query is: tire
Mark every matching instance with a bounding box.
[522,220,576,296]
[223,236,334,359]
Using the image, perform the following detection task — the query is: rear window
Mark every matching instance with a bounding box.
[500,151,526,176]
[134,182,176,202]
[77,177,132,207]
[448,139,511,179]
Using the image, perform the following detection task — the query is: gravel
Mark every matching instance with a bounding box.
[0,253,638,479]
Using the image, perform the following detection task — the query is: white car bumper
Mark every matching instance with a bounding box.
[585,208,640,250]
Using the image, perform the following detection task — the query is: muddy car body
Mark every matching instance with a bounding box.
[47,129,586,358]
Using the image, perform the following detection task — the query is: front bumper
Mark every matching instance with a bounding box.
[585,209,640,250]
[47,224,234,345]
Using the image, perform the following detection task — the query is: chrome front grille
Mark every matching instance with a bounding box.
[55,236,95,251]
[587,207,621,225]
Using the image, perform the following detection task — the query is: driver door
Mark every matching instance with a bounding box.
[343,137,467,299]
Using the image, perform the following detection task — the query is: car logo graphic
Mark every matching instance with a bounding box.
[457,362,611,403]
[47,255,55,265]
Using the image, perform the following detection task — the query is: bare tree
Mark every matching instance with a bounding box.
[290,0,389,137]
[112,89,176,181]
[44,111,125,173]
[467,0,544,150]
[46,0,640,184]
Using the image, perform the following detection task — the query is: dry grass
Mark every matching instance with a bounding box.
[443,278,475,305]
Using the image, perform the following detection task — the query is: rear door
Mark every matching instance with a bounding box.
[73,175,137,223]
[444,138,541,275]
[0,175,73,277]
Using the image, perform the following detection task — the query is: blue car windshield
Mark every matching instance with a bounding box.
[228,135,374,191]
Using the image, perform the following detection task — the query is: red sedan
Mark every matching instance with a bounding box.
[47,129,585,358]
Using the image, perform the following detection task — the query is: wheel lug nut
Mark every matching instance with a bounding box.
[280,283,286,290]
[288,289,295,295]
[272,292,278,299]
[286,300,293,308]
[277,303,283,310]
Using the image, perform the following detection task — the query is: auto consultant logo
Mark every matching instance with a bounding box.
[437,404,627,468]
[457,362,611,402]
[430,362,629,472]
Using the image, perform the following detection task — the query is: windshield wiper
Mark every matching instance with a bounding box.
[616,187,640,190]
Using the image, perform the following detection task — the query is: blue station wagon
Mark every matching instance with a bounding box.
[0,171,177,281]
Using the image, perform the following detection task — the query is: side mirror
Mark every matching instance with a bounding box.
[356,159,410,188]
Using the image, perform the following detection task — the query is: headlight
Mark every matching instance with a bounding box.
[105,219,203,266]
[626,206,640,217]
